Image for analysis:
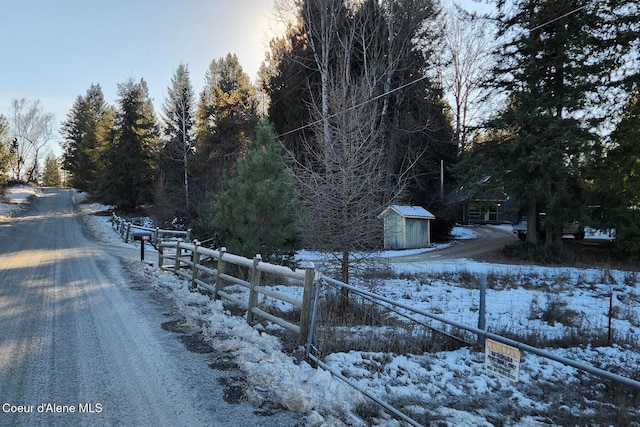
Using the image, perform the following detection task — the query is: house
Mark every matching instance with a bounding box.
[378,205,435,249]
[447,176,512,224]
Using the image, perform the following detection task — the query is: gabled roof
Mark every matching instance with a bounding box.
[447,174,509,204]
[378,205,435,220]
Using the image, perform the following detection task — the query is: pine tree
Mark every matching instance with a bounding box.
[102,78,159,211]
[61,84,107,192]
[42,152,61,187]
[93,105,117,200]
[160,63,195,217]
[191,54,259,202]
[198,122,300,262]
[593,89,640,257]
[466,0,618,244]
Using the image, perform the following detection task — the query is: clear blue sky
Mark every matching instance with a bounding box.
[0,0,281,149]
[0,0,488,154]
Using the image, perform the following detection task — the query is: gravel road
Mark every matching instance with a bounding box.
[0,188,301,427]
[391,224,516,263]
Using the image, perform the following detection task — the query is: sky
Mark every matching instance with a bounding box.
[0,0,284,151]
[0,0,490,157]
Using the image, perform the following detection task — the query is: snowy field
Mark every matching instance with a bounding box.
[3,187,639,426]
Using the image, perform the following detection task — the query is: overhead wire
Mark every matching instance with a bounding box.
[275,2,593,140]
[277,73,431,138]
[528,3,590,32]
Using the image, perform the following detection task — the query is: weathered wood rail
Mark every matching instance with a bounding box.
[111,213,190,245]
[158,240,316,344]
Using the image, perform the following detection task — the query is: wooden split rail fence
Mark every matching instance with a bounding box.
[110,213,316,343]
[111,213,190,245]
[158,240,316,344]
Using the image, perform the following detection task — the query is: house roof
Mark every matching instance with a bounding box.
[378,205,436,220]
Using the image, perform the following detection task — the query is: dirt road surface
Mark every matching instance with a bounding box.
[0,189,300,426]
[391,225,517,263]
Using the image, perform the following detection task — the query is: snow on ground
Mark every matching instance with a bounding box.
[7,190,638,426]
[0,184,40,219]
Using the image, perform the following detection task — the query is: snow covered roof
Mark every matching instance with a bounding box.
[378,205,435,220]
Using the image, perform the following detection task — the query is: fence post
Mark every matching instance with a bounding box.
[608,284,614,344]
[158,243,164,269]
[214,247,227,298]
[246,254,263,324]
[154,227,160,246]
[299,262,316,345]
[174,240,183,273]
[191,240,200,290]
[305,272,321,356]
[478,274,487,348]
[124,222,131,243]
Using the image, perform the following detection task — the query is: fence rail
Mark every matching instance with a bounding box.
[111,213,190,245]
[107,218,639,424]
[157,240,316,344]
[308,274,640,427]
[319,275,640,390]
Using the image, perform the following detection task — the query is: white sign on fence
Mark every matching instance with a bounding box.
[484,338,520,382]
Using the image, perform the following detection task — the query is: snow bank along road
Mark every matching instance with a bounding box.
[0,188,301,426]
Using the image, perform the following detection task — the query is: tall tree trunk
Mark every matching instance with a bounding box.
[182,109,190,214]
[526,201,538,244]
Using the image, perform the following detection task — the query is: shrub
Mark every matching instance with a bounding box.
[502,241,576,264]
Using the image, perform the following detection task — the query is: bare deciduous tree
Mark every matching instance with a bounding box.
[279,0,446,283]
[9,98,55,182]
[293,68,403,284]
[300,0,341,158]
[439,5,494,152]
[291,1,406,284]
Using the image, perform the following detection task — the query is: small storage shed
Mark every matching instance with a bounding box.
[378,205,436,249]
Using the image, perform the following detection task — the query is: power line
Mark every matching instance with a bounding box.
[529,4,590,32]
[276,3,591,140]
[277,74,431,138]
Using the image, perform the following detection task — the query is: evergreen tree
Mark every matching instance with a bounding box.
[102,78,159,211]
[42,152,61,187]
[265,16,317,160]
[197,122,300,262]
[160,63,195,217]
[191,54,259,202]
[61,84,107,192]
[93,105,117,200]
[0,115,11,187]
[593,89,640,257]
[458,0,621,244]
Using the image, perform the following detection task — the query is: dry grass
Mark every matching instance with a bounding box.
[313,264,640,353]
[311,289,469,357]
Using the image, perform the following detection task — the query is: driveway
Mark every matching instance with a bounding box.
[391,225,516,263]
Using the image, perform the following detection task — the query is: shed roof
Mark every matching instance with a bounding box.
[378,205,435,220]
